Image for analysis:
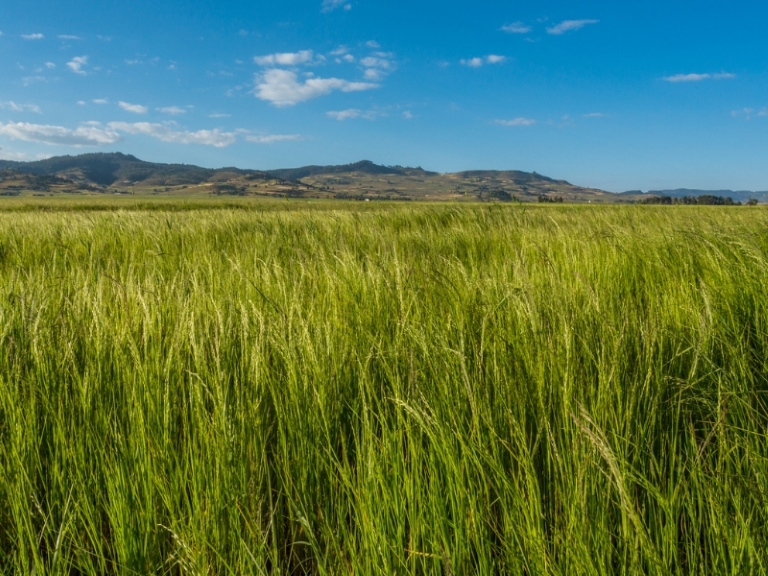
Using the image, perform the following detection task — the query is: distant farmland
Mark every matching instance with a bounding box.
[1,203,767,574]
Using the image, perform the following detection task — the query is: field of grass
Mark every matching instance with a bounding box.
[1,202,767,575]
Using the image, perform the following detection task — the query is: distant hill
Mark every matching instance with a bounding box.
[451,170,566,185]
[648,189,768,203]
[0,152,270,187]
[266,160,438,181]
[0,153,613,202]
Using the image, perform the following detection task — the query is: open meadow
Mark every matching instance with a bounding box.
[1,201,767,575]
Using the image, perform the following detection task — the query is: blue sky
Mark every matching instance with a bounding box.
[1,0,767,191]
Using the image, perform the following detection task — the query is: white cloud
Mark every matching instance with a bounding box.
[495,118,537,126]
[77,101,87,106]
[663,72,736,83]
[93,98,108,104]
[759,109,768,117]
[461,55,506,67]
[0,101,41,113]
[502,22,532,34]
[58,35,81,40]
[254,69,377,106]
[359,54,396,80]
[583,112,606,118]
[158,106,187,115]
[118,101,148,114]
[44,62,56,69]
[322,0,351,12]
[245,134,302,143]
[107,122,237,147]
[366,40,380,48]
[546,20,599,35]
[254,50,315,66]
[360,56,392,69]
[22,33,44,40]
[66,56,88,75]
[0,121,122,146]
[403,111,413,119]
[209,113,231,118]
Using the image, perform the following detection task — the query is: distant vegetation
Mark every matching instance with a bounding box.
[649,188,768,203]
[641,194,742,205]
[1,204,767,574]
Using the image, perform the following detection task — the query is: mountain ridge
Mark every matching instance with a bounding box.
[0,152,617,202]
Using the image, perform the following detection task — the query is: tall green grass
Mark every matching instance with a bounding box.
[0,204,767,575]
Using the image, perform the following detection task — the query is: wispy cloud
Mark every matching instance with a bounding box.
[583,112,606,118]
[360,53,396,80]
[495,118,537,126]
[209,113,231,118]
[118,101,148,114]
[44,62,56,69]
[731,107,767,120]
[325,108,384,122]
[107,121,237,147]
[66,56,88,75]
[93,99,109,105]
[327,107,397,121]
[244,134,302,143]
[546,20,599,35]
[254,50,316,66]
[254,69,377,106]
[22,76,47,86]
[0,101,41,113]
[0,146,32,161]
[461,55,507,67]
[366,40,380,48]
[58,35,81,40]
[158,106,187,115]
[21,33,44,40]
[663,72,736,83]
[502,22,532,34]
[322,0,351,12]
[0,121,122,146]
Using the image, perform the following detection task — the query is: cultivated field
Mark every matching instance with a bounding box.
[1,202,767,574]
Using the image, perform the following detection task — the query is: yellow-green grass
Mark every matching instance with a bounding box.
[1,204,767,574]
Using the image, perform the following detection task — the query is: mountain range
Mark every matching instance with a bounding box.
[0,153,762,203]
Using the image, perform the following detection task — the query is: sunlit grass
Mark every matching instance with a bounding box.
[0,204,767,574]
